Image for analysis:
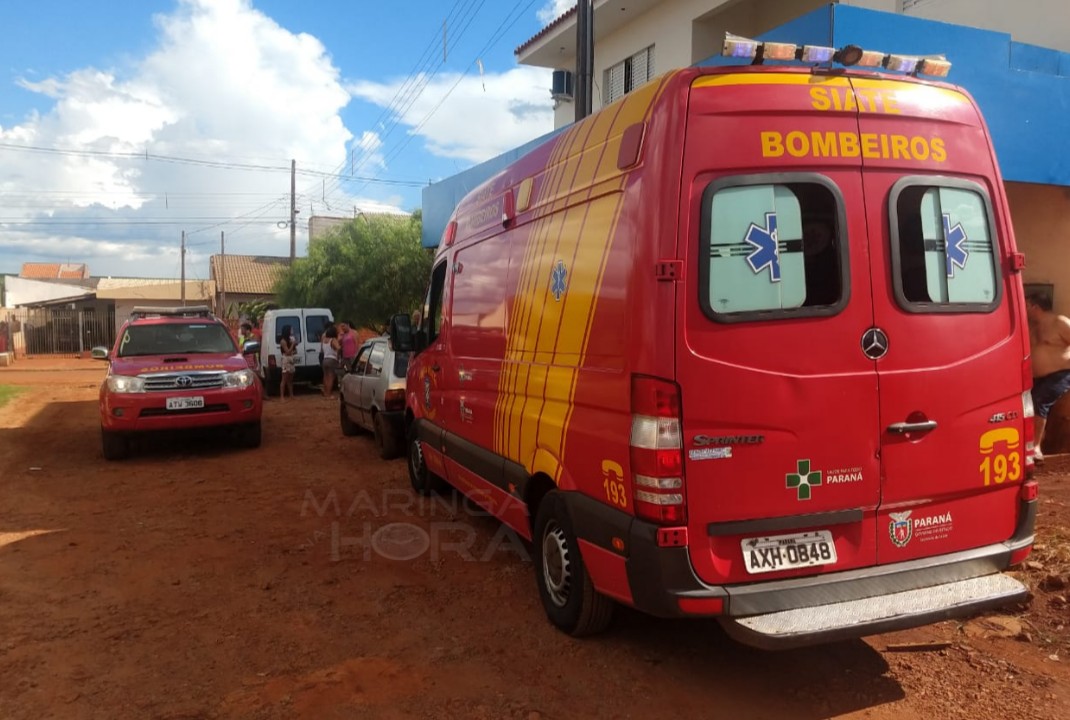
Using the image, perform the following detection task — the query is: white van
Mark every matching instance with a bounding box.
[258,308,333,395]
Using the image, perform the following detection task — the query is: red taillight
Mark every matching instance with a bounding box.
[630,375,686,526]
[677,597,724,615]
[384,388,405,412]
[1009,544,1033,566]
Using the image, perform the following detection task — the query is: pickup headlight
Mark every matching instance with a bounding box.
[107,375,145,393]
[223,368,255,388]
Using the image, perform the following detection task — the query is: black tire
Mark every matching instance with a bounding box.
[374,413,402,460]
[340,397,360,437]
[533,491,615,637]
[239,421,262,449]
[101,429,129,461]
[407,423,445,495]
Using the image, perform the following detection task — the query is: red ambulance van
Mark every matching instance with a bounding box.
[392,36,1037,648]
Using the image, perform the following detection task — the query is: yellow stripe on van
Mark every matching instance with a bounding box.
[691,74,850,88]
[491,72,677,483]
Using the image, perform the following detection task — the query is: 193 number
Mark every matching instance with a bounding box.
[980,451,1021,486]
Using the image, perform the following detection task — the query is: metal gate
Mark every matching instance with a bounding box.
[0,307,116,358]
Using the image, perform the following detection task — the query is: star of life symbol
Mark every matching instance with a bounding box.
[744,212,781,282]
[786,459,822,501]
[943,213,969,279]
[889,510,913,548]
[550,260,568,301]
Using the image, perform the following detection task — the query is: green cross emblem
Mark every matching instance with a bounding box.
[786,459,822,501]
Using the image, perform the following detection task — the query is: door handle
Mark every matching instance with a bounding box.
[431,364,441,373]
[887,420,937,434]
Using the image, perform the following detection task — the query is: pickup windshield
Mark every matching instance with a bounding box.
[117,323,236,357]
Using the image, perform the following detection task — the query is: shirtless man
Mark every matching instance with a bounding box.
[1026,290,1070,461]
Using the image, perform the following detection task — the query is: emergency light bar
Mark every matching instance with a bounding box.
[722,33,951,78]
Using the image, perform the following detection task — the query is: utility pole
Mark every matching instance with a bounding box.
[180,230,186,306]
[290,159,297,260]
[575,0,594,122]
[219,231,226,319]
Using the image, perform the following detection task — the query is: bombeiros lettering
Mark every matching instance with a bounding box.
[761,130,947,162]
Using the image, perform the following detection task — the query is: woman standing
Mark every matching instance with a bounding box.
[321,324,341,398]
[279,325,297,401]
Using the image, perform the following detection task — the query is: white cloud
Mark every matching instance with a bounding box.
[538,1,576,26]
[0,0,406,278]
[347,65,554,166]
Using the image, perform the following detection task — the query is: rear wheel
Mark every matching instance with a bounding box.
[374,413,402,460]
[533,491,614,636]
[264,367,281,397]
[101,429,129,461]
[407,423,445,495]
[340,397,360,436]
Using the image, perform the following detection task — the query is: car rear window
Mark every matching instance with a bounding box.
[699,175,848,321]
[118,323,235,357]
[890,178,999,312]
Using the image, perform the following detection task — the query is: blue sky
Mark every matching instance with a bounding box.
[0,0,574,279]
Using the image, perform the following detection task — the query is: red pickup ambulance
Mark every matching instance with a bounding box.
[393,37,1037,648]
[93,306,263,460]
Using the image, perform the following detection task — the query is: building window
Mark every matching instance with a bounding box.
[603,45,655,105]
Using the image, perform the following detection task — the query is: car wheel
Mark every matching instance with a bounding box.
[239,421,262,449]
[374,413,402,460]
[101,429,129,461]
[265,367,281,397]
[340,397,360,436]
[533,491,614,637]
[407,423,445,496]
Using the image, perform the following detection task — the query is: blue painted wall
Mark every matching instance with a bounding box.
[422,3,1070,247]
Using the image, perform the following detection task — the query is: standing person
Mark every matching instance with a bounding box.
[237,322,253,349]
[321,324,341,398]
[338,321,358,373]
[279,325,298,401]
[1026,290,1070,461]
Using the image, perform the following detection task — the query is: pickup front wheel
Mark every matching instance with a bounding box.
[101,429,129,461]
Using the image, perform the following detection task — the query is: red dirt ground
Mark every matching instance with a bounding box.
[1,358,1068,719]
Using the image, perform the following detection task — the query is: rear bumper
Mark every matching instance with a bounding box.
[566,493,1036,649]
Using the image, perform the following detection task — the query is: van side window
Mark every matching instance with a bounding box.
[426,261,448,343]
[305,314,329,343]
[701,180,845,317]
[893,183,998,309]
[275,316,301,344]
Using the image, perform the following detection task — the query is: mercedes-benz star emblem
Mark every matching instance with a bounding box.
[175,376,194,388]
[861,328,889,360]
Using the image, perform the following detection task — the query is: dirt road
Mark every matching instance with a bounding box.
[1,362,1068,719]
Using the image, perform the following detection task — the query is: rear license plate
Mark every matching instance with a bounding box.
[166,396,204,410]
[742,530,837,574]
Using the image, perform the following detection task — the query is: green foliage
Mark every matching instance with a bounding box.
[0,385,25,410]
[275,212,431,331]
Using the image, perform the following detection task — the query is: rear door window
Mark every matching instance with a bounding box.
[305,314,330,344]
[890,179,999,311]
[700,176,848,321]
[275,315,301,344]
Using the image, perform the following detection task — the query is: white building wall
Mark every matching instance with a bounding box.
[2,276,92,308]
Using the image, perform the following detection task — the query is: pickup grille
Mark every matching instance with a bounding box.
[142,371,227,392]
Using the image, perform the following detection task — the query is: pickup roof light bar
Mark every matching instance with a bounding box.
[130,305,214,319]
[722,33,951,78]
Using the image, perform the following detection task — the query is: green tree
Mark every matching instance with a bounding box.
[275,211,431,331]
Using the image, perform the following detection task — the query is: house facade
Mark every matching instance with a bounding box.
[209,254,289,318]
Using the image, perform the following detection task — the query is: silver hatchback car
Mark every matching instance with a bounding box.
[339,336,408,459]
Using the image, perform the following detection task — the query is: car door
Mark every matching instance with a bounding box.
[274,314,302,367]
[344,344,371,429]
[408,260,452,479]
[363,342,387,423]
